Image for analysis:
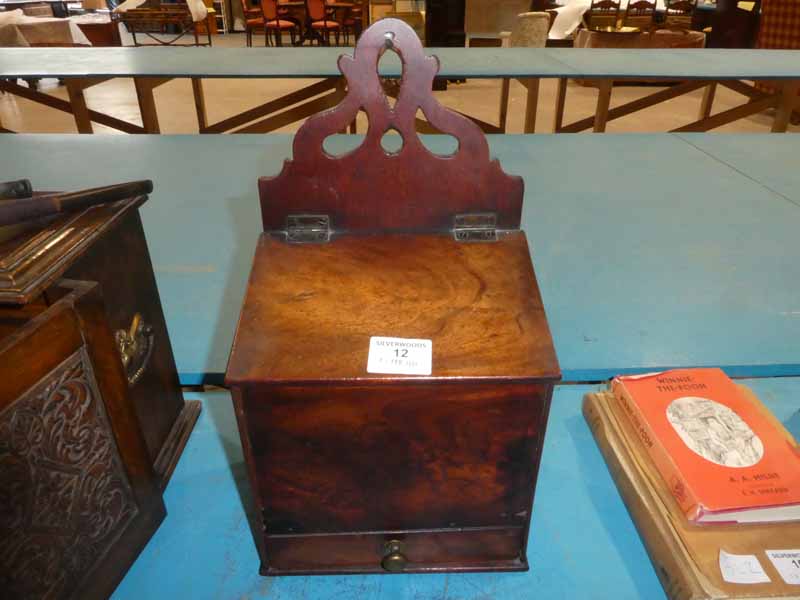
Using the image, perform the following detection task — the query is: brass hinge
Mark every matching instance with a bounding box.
[286,214,330,243]
[453,213,497,242]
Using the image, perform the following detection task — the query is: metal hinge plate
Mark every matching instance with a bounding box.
[453,213,497,242]
[286,214,330,243]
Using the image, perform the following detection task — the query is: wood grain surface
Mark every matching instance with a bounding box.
[239,381,552,534]
[227,231,559,383]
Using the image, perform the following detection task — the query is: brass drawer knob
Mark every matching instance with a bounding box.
[381,540,408,573]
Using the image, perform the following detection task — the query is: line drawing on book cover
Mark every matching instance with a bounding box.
[666,397,763,467]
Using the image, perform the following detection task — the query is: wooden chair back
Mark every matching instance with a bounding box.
[585,0,621,30]
[623,0,655,29]
[261,0,279,21]
[305,0,326,21]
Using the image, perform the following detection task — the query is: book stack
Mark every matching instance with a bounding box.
[584,368,800,600]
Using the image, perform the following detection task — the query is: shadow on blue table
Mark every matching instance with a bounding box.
[203,390,263,558]
[204,188,261,387]
[564,413,658,599]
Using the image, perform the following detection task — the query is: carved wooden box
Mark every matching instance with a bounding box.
[0,279,165,599]
[0,192,200,488]
[226,19,560,575]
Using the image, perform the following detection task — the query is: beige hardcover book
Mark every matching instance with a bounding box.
[583,387,800,600]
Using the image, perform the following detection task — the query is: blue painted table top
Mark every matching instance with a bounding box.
[1,133,798,382]
[1,47,799,79]
[111,378,800,599]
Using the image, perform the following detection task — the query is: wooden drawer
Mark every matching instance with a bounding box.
[265,527,527,575]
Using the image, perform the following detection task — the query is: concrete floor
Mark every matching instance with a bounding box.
[1,32,797,134]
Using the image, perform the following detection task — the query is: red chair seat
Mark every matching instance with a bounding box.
[265,19,296,28]
[311,19,340,29]
[246,17,264,27]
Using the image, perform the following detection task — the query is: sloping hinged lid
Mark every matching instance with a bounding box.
[0,196,143,305]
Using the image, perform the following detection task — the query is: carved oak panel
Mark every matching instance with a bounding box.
[0,348,139,599]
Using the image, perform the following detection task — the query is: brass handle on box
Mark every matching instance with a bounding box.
[115,313,154,386]
[381,540,408,573]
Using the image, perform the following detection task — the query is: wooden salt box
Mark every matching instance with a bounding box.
[226,19,561,575]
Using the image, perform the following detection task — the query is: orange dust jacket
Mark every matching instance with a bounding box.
[611,368,800,524]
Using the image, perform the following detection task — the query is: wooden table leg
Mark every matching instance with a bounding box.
[594,79,613,133]
[699,82,717,121]
[553,77,567,133]
[134,77,171,134]
[499,78,510,133]
[0,77,142,134]
[192,77,208,132]
[771,80,799,133]
[66,78,94,134]
[522,78,540,134]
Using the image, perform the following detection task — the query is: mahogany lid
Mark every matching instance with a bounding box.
[226,231,560,385]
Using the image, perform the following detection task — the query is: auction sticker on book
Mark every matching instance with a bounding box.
[367,336,432,375]
[766,550,800,584]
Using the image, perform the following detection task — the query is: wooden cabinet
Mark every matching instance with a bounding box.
[228,233,559,574]
[226,19,560,576]
[0,280,165,599]
[702,0,761,49]
[0,193,200,489]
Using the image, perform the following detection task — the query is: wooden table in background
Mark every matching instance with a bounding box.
[0,47,798,134]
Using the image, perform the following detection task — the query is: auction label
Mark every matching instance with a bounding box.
[367,336,432,375]
[766,549,800,585]
[719,550,770,584]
